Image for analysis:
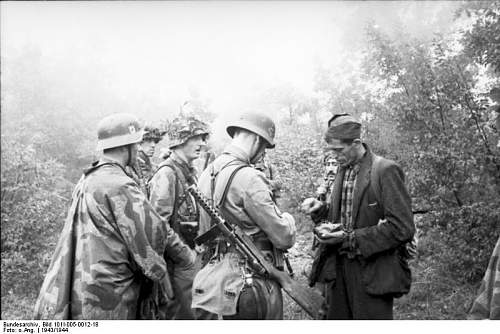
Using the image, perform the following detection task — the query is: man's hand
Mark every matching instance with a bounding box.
[301,197,323,214]
[314,222,346,245]
[314,222,342,235]
[315,230,347,245]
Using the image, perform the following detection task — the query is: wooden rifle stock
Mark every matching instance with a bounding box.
[188,184,324,319]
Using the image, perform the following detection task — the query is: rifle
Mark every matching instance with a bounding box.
[187,184,324,319]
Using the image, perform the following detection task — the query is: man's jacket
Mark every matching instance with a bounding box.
[149,152,199,248]
[312,145,415,296]
[33,159,193,319]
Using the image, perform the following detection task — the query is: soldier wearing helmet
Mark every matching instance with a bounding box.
[34,113,195,320]
[148,114,210,319]
[130,125,165,195]
[192,112,296,319]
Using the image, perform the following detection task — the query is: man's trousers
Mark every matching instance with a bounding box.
[326,255,394,319]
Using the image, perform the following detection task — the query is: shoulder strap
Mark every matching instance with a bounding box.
[149,161,181,225]
[370,155,415,258]
[217,164,248,208]
[370,154,384,208]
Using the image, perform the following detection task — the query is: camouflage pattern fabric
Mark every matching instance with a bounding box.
[142,126,165,143]
[33,159,194,320]
[469,236,500,319]
[149,152,199,248]
[166,115,209,149]
[125,165,146,195]
[148,151,200,319]
[137,149,155,182]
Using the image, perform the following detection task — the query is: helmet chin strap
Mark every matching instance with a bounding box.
[250,137,265,164]
[126,145,132,167]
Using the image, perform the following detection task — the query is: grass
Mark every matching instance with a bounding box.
[1,292,35,320]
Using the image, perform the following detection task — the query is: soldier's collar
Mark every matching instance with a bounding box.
[170,151,196,172]
[223,144,252,164]
[83,158,128,176]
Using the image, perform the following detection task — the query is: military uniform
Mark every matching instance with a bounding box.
[148,115,210,319]
[150,152,200,248]
[193,143,296,319]
[131,126,165,195]
[148,152,200,319]
[34,159,194,319]
[469,236,500,319]
[137,149,155,181]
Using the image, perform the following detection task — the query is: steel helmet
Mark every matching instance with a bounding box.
[97,113,143,150]
[166,115,210,149]
[142,126,166,143]
[226,112,276,148]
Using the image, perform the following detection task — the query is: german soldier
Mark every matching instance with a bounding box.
[34,113,195,319]
[148,115,210,319]
[137,126,165,179]
[128,125,165,195]
[192,111,296,319]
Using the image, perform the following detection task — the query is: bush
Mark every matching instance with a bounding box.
[420,201,500,284]
[1,139,68,298]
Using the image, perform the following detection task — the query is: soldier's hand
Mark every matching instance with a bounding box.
[177,247,196,270]
[301,198,323,214]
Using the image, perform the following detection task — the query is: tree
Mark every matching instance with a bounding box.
[460,1,500,73]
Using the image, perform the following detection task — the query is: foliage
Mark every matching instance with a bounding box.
[1,138,68,299]
[461,1,500,73]
[421,201,500,283]
[365,29,499,205]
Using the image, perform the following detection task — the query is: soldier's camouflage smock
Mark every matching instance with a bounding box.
[149,152,199,248]
[148,151,200,319]
[137,149,155,182]
[127,150,155,195]
[469,236,500,319]
[34,159,193,319]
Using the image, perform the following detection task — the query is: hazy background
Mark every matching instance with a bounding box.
[1,1,462,122]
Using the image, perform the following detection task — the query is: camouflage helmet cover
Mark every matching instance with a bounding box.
[142,126,166,143]
[226,112,276,148]
[167,115,210,149]
[97,113,143,150]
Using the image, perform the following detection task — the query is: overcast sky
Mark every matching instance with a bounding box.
[1,1,463,120]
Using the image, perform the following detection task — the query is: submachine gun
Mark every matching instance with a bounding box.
[187,184,325,319]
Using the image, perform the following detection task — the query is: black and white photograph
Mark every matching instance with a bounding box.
[1,0,499,323]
